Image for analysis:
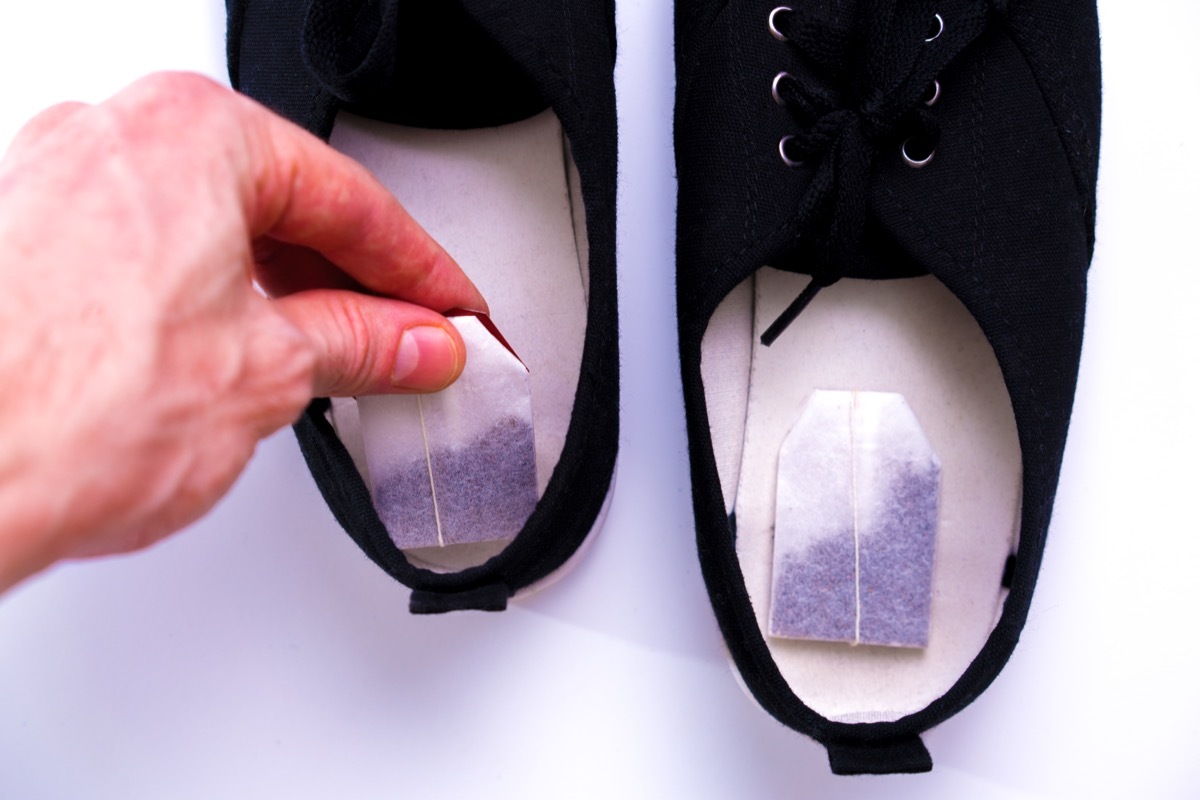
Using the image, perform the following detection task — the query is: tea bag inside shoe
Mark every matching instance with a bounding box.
[769,390,940,649]
[326,109,590,575]
[358,313,537,550]
[702,272,1021,721]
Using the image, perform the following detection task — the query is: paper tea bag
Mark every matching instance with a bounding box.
[769,390,941,648]
[357,313,538,550]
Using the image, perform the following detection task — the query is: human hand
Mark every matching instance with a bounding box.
[0,72,487,591]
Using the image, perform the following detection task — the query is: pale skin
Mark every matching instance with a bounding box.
[0,72,489,592]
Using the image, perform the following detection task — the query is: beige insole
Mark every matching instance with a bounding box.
[701,268,1021,722]
[325,109,589,573]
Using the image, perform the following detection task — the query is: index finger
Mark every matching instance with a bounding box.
[236,91,487,315]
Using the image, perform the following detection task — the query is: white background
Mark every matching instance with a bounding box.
[1,1,1197,797]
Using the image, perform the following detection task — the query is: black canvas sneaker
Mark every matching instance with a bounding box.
[227,0,619,614]
[674,0,1100,774]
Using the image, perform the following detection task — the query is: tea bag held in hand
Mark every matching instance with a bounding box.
[358,313,538,549]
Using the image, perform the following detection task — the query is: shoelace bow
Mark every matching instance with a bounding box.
[761,1,987,345]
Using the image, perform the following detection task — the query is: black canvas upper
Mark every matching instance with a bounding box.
[226,0,618,613]
[674,0,1100,774]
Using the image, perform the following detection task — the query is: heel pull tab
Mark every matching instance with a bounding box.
[826,735,933,775]
[409,583,510,614]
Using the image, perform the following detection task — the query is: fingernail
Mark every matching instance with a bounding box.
[392,326,459,390]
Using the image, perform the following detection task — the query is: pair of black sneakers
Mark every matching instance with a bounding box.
[226,0,1100,776]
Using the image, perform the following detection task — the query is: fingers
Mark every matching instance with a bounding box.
[6,101,88,154]
[234,90,489,316]
[93,72,487,315]
[253,238,368,296]
[272,289,466,396]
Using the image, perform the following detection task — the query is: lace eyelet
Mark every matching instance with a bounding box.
[923,79,941,107]
[771,71,792,106]
[769,7,792,41]
[925,13,944,42]
[779,136,802,167]
[901,137,935,168]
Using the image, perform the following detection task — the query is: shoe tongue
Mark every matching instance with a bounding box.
[302,0,548,129]
[787,0,864,78]
[771,227,929,284]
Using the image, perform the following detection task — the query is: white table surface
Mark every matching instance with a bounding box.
[1,1,1197,797]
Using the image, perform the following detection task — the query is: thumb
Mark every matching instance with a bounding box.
[273,289,466,396]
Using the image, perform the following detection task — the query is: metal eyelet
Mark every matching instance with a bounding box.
[901,138,935,168]
[771,71,791,106]
[779,136,802,167]
[769,7,792,41]
[925,13,944,42]
[923,79,941,107]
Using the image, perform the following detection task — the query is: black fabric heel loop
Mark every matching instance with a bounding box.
[410,583,511,614]
[826,734,933,775]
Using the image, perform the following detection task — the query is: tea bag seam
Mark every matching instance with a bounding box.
[417,395,446,548]
[850,390,862,646]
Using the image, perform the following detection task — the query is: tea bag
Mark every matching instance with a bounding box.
[769,390,941,648]
[357,313,538,550]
